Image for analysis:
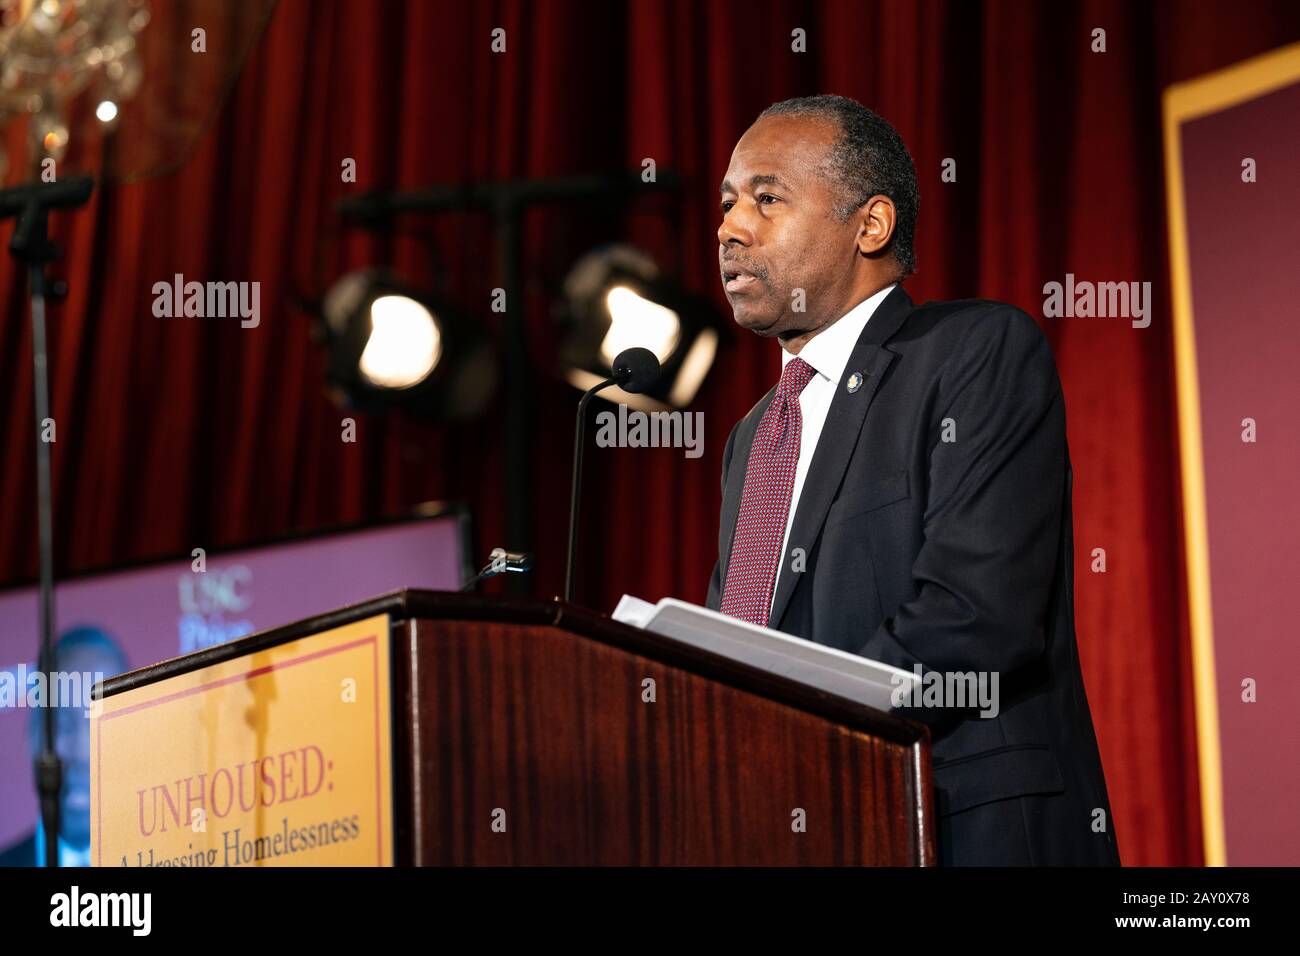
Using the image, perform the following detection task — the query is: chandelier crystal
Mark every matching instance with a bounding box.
[0,0,150,177]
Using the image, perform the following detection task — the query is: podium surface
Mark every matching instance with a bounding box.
[92,590,935,866]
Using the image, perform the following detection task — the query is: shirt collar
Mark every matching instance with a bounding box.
[781,283,897,384]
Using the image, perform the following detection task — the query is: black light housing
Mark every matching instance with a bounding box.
[559,245,720,411]
[321,269,496,420]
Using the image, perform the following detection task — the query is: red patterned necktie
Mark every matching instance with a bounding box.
[720,356,818,626]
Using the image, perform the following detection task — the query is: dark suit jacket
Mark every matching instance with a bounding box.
[707,286,1120,866]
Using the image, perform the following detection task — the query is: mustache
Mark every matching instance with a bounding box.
[719,257,770,281]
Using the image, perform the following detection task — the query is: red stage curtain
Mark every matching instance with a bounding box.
[2,0,1298,866]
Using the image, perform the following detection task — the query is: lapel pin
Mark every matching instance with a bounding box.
[846,371,864,394]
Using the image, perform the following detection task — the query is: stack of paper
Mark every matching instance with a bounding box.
[612,595,919,712]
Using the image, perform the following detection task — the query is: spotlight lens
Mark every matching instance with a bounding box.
[95,100,118,123]
[600,286,680,367]
[359,295,441,389]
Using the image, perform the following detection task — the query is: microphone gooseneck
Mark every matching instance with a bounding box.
[564,348,661,603]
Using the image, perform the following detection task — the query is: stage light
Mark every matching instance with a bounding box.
[320,270,495,420]
[95,100,119,124]
[561,245,720,411]
[600,286,681,367]
[358,294,442,389]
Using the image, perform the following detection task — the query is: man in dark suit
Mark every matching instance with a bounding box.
[707,94,1119,866]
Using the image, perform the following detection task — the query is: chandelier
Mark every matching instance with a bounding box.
[0,0,150,179]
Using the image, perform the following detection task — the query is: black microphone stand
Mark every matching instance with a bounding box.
[564,375,618,603]
[1,175,95,868]
[564,348,659,604]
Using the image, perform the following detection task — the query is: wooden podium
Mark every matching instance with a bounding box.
[92,590,935,866]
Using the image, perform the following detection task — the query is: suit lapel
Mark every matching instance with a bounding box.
[767,285,916,628]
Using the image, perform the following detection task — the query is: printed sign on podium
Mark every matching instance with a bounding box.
[91,615,392,867]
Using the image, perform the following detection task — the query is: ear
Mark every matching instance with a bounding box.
[854,195,897,258]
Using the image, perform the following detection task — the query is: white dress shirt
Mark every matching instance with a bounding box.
[771,283,896,610]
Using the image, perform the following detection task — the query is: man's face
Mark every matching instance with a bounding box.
[28,636,123,849]
[718,114,860,338]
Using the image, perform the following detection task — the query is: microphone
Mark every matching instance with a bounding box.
[461,547,534,591]
[611,346,660,394]
[564,347,661,602]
